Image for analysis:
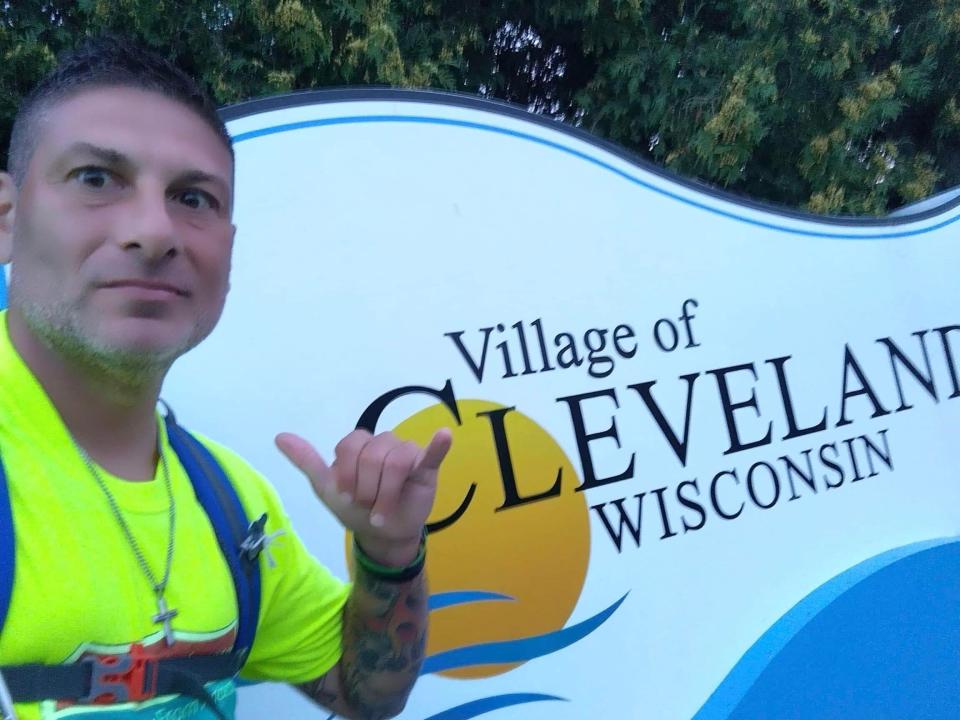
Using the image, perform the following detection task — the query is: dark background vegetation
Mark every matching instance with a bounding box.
[3,0,959,215]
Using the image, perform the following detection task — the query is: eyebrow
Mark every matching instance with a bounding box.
[60,142,132,169]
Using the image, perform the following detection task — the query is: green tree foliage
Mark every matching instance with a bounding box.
[2,0,958,215]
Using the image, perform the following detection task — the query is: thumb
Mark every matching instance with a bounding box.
[275,432,336,504]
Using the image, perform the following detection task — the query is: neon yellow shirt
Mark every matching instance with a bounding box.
[0,312,350,719]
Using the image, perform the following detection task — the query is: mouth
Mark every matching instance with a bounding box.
[99,280,190,297]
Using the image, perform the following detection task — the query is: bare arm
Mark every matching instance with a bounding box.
[276,428,450,720]
[297,563,427,719]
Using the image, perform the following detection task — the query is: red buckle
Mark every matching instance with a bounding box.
[80,650,159,704]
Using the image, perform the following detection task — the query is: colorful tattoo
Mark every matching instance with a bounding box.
[298,565,427,719]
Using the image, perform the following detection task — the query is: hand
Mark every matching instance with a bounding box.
[276,428,453,567]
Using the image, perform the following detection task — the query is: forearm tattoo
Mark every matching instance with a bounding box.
[299,566,428,719]
[298,671,339,709]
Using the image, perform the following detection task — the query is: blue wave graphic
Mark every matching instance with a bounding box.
[430,590,514,611]
[423,593,627,674]
[232,115,960,240]
[695,537,960,720]
[424,693,566,720]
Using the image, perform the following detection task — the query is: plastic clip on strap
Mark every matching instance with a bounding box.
[80,653,153,703]
[239,513,285,569]
[353,528,427,583]
[0,652,242,720]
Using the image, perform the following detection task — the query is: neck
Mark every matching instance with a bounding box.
[8,308,165,480]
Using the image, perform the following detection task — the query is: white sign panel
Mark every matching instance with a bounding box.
[158,90,960,719]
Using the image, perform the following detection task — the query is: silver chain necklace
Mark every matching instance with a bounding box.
[75,437,178,646]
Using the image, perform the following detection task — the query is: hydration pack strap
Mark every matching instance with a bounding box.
[0,651,244,718]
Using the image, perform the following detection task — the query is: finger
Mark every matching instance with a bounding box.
[333,429,373,501]
[355,432,398,508]
[369,441,419,527]
[275,432,334,502]
[414,428,454,475]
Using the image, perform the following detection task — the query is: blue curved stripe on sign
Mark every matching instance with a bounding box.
[0,273,6,310]
[422,593,627,674]
[430,590,515,611]
[694,537,960,720]
[231,116,960,240]
[424,693,566,720]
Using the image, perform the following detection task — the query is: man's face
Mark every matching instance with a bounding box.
[0,85,235,371]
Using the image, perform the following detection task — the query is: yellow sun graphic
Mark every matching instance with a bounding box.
[386,399,590,679]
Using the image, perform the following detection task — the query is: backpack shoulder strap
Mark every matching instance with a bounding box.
[164,411,261,658]
[0,452,13,636]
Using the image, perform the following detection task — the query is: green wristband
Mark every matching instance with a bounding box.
[353,528,427,583]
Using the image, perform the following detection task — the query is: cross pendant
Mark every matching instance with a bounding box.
[153,595,178,647]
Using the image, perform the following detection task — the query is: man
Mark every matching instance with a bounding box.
[0,36,451,719]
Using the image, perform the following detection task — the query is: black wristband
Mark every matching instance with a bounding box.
[353,528,427,583]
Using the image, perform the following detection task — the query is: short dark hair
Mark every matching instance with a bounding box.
[8,35,232,185]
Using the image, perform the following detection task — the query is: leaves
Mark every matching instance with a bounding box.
[1,0,958,215]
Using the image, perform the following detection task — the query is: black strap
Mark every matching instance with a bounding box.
[164,668,231,720]
[2,652,243,718]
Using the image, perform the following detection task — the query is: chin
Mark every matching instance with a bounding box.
[93,326,199,370]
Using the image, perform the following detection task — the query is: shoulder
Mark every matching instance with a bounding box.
[176,429,288,523]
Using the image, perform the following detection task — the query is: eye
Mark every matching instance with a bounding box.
[72,166,116,190]
[174,189,220,212]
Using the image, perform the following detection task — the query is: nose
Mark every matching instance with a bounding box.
[119,187,181,261]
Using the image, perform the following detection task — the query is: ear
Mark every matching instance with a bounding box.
[0,173,16,264]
